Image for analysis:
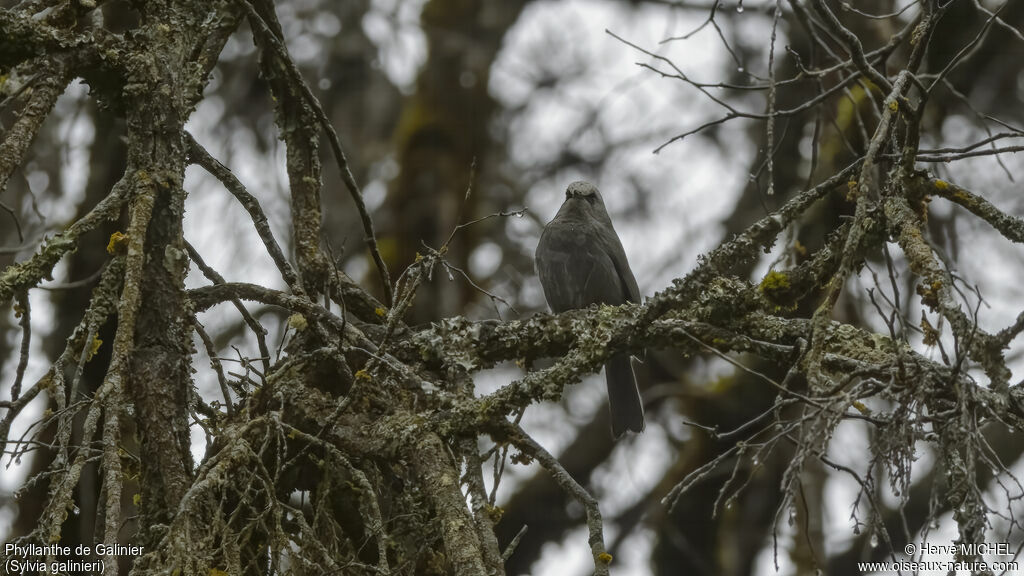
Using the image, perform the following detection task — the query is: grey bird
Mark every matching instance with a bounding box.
[535,181,645,438]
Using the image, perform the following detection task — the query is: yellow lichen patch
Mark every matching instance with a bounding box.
[598,553,614,565]
[486,505,504,523]
[933,179,949,190]
[912,194,931,225]
[287,313,307,331]
[87,336,103,361]
[920,313,939,346]
[375,307,388,318]
[355,369,371,381]
[760,270,790,293]
[760,270,799,311]
[887,99,898,112]
[952,189,971,203]
[759,270,792,303]
[851,400,871,415]
[106,231,128,255]
[915,280,942,311]
[911,21,926,45]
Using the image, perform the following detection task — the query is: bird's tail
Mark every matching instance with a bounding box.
[605,354,645,439]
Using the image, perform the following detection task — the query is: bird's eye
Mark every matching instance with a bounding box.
[584,194,596,204]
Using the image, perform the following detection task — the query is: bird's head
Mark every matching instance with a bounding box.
[565,180,602,201]
[562,181,609,219]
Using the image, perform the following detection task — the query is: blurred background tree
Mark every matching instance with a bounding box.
[4,1,1024,575]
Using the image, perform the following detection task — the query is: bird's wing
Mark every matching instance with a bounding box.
[537,221,626,310]
[599,227,641,304]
